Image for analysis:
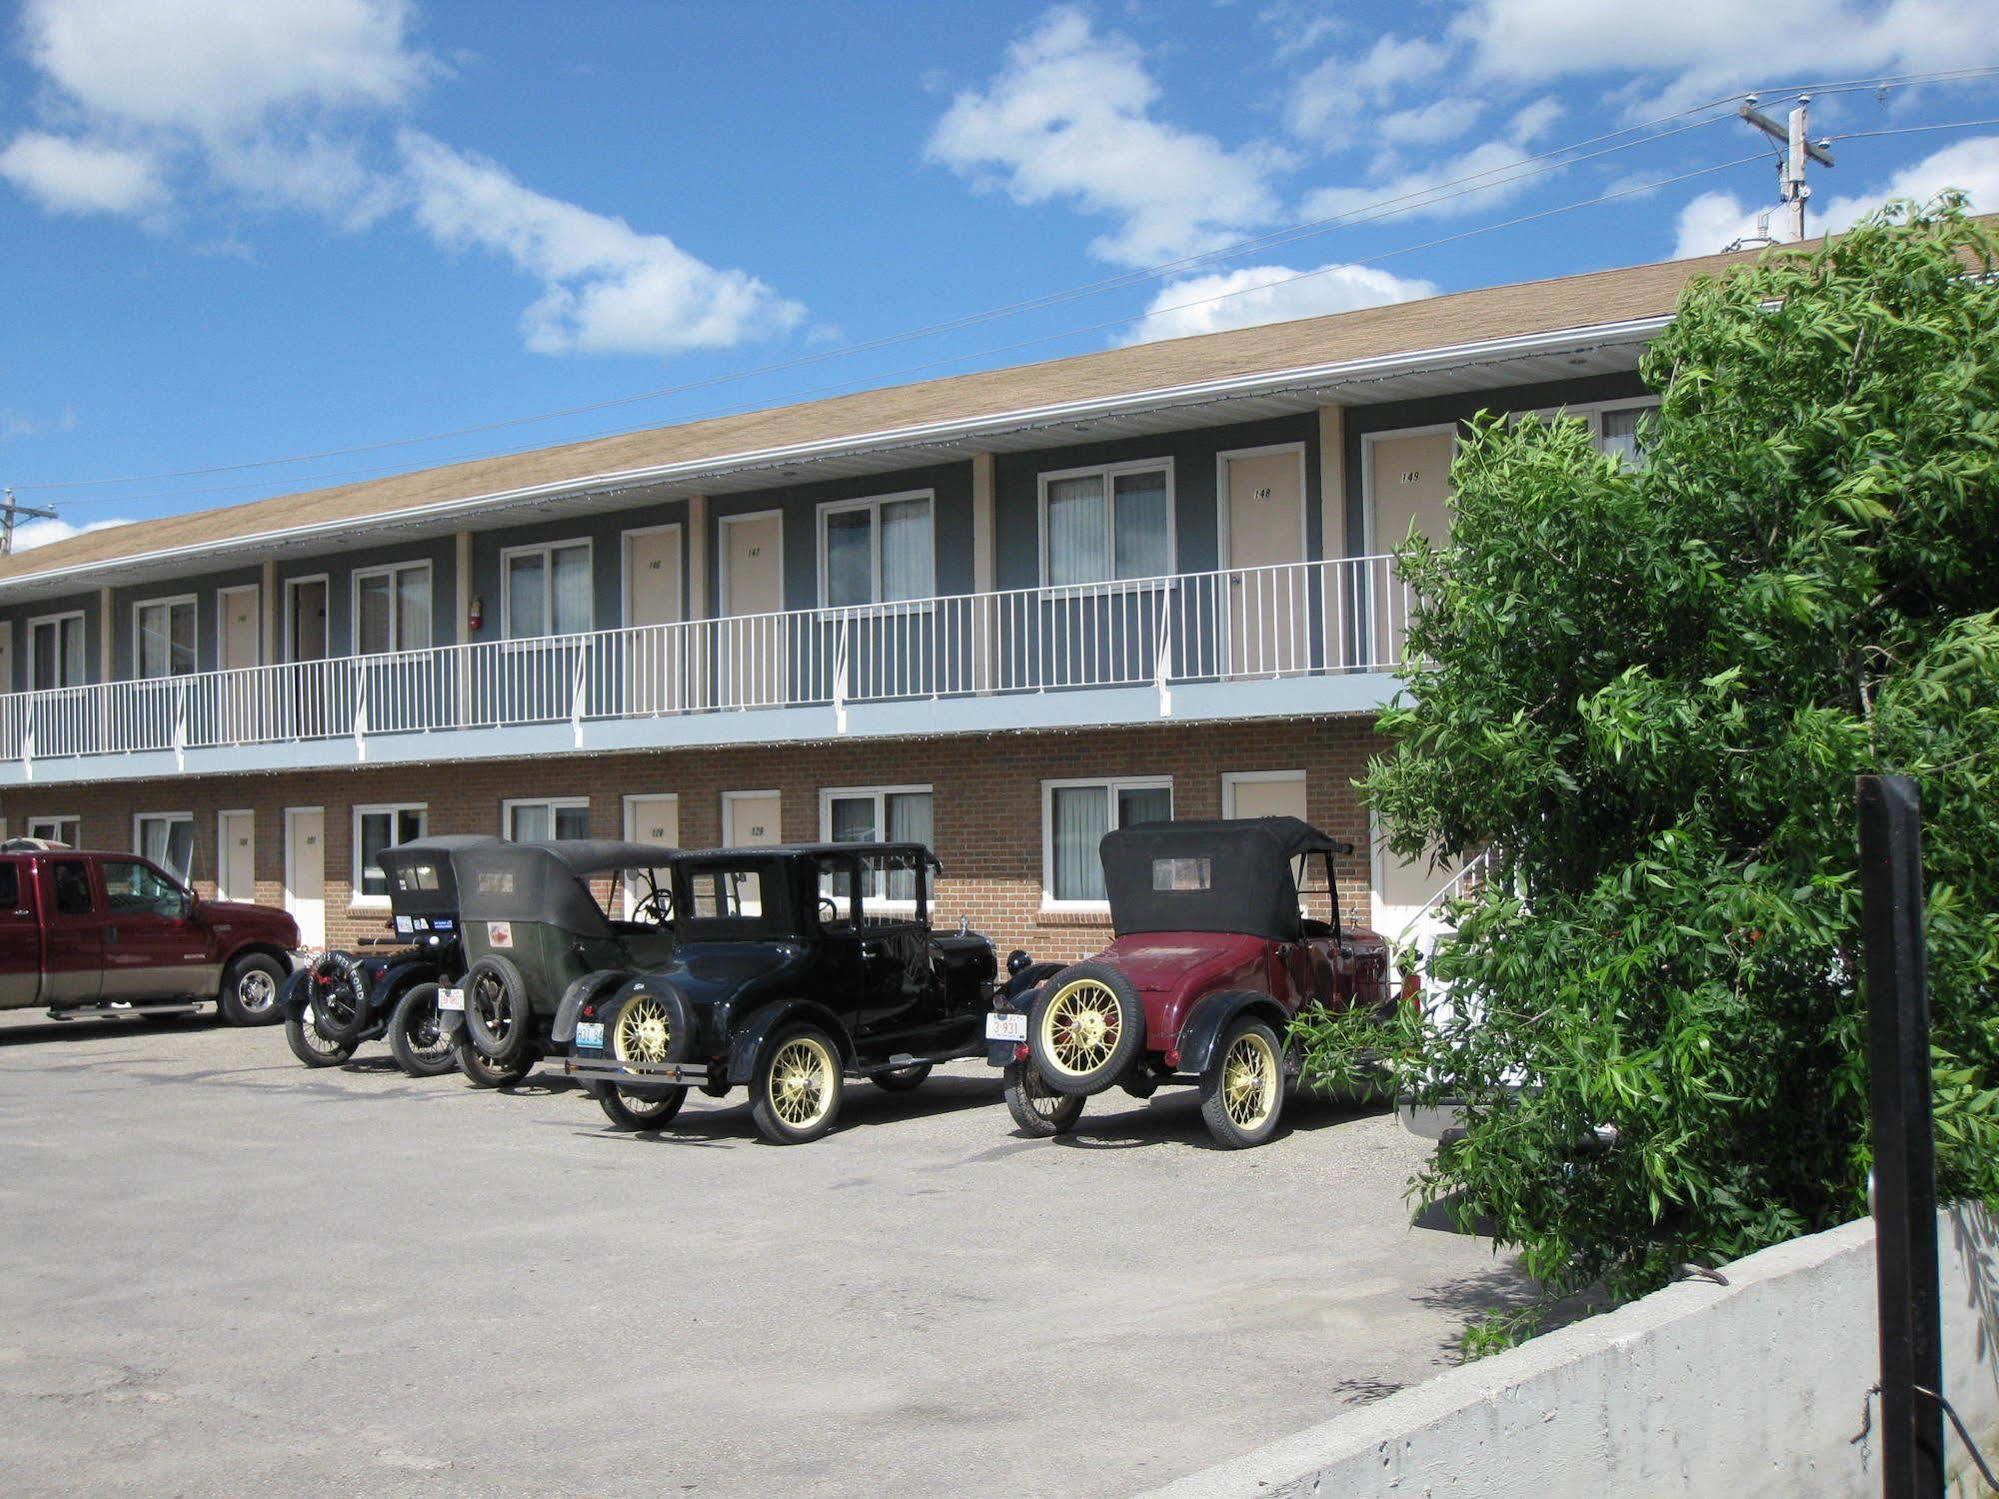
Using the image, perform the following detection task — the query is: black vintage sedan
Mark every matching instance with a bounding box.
[562,842,1044,1143]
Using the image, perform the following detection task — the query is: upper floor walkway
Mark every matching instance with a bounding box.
[0,553,1412,785]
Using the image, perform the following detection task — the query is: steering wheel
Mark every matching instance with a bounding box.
[817,895,843,924]
[633,888,673,926]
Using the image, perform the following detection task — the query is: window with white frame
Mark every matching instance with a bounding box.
[504,797,589,842]
[354,561,433,654]
[134,812,195,882]
[353,804,427,902]
[819,492,935,607]
[26,814,79,846]
[28,611,86,690]
[503,540,592,639]
[1041,461,1173,587]
[134,596,197,679]
[1043,776,1172,906]
[820,785,934,903]
[1597,402,1660,469]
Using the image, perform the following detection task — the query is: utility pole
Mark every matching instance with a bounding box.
[1738,93,1836,241]
[0,489,61,557]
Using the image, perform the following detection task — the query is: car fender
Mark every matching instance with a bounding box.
[553,969,637,1045]
[726,999,854,1085]
[368,957,441,1020]
[278,966,314,1019]
[1176,989,1290,1077]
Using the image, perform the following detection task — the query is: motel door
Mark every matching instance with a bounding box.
[622,795,680,918]
[623,526,684,713]
[218,584,260,742]
[284,807,326,949]
[722,793,781,915]
[217,810,255,904]
[1367,430,1454,667]
[1223,448,1308,677]
[721,513,784,707]
[287,579,330,738]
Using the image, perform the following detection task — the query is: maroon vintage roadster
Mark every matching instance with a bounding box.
[985,817,1396,1149]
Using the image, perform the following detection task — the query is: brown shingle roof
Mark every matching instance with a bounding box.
[0,240,1787,585]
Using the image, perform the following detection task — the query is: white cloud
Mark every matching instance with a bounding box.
[1286,34,1452,144]
[399,133,805,357]
[926,6,1285,266]
[1453,0,1999,111]
[21,0,432,136]
[0,406,80,441]
[9,515,131,551]
[1121,261,1437,344]
[1671,135,1999,257]
[1300,139,1544,224]
[0,0,806,357]
[1377,98,1487,148]
[0,131,165,216]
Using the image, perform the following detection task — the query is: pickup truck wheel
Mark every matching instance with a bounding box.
[455,1034,532,1089]
[285,1008,354,1068]
[1004,1062,1085,1137]
[1027,962,1146,1097]
[593,1082,687,1130]
[461,956,533,1065]
[751,1025,844,1145]
[870,1063,931,1093]
[218,954,286,1026]
[387,983,459,1078]
[1199,1018,1287,1150]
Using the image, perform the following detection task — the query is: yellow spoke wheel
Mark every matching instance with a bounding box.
[1200,1018,1286,1150]
[753,1027,845,1144]
[1040,979,1125,1078]
[614,997,674,1066]
[1221,1032,1278,1129]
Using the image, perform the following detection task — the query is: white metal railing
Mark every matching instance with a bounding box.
[0,554,1415,770]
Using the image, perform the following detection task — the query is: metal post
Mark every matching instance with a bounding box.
[1857,773,1945,1498]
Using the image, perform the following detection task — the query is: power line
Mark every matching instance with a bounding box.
[11,105,1741,498]
[14,64,1998,502]
[30,149,1772,510]
[1826,118,1999,143]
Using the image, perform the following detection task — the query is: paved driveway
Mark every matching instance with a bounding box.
[0,1012,1531,1497]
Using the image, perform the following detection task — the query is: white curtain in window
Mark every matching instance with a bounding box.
[1599,407,1651,469]
[1112,471,1171,579]
[885,790,933,901]
[552,545,591,635]
[1117,784,1172,829]
[31,617,85,690]
[397,568,432,649]
[1047,476,1108,586]
[510,804,551,842]
[507,554,546,638]
[825,510,872,607]
[880,498,933,602]
[140,817,193,881]
[358,574,392,654]
[1051,785,1110,900]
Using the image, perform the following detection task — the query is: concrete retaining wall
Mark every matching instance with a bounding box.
[1150,1204,1999,1498]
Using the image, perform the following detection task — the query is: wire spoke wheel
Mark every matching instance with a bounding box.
[470,976,511,1044]
[1042,980,1123,1078]
[767,1036,836,1129]
[1222,1031,1278,1129]
[614,997,673,1066]
[404,995,449,1059]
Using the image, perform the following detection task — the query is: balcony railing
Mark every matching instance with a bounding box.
[0,554,1413,770]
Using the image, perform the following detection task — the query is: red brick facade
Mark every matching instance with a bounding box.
[3,715,1387,961]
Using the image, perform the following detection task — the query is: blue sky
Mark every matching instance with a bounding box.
[1,0,1995,544]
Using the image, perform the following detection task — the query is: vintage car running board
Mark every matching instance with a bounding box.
[849,1043,983,1077]
[48,1002,203,1021]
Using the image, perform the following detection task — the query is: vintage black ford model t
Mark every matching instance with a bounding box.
[563,842,1050,1143]
[986,817,1395,1149]
[440,838,679,1087]
[283,834,497,1076]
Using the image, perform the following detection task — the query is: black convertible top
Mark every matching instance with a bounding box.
[377,835,501,915]
[1100,817,1350,942]
[455,839,679,932]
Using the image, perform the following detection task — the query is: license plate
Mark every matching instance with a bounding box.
[574,1022,604,1049]
[437,987,465,1012]
[986,1012,1027,1042]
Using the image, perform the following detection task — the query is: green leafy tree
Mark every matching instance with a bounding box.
[1333,198,1999,1310]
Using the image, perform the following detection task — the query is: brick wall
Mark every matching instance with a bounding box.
[2,716,1388,959]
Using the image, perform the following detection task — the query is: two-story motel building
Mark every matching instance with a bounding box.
[0,244,1764,958]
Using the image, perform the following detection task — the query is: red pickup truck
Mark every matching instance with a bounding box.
[0,848,301,1026]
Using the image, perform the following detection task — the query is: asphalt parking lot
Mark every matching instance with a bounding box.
[0,1011,1533,1497]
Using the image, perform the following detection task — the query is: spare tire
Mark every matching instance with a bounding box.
[1027,961,1147,1097]
[461,954,533,1064]
[605,981,693,1070]
[307,950,371,1044]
